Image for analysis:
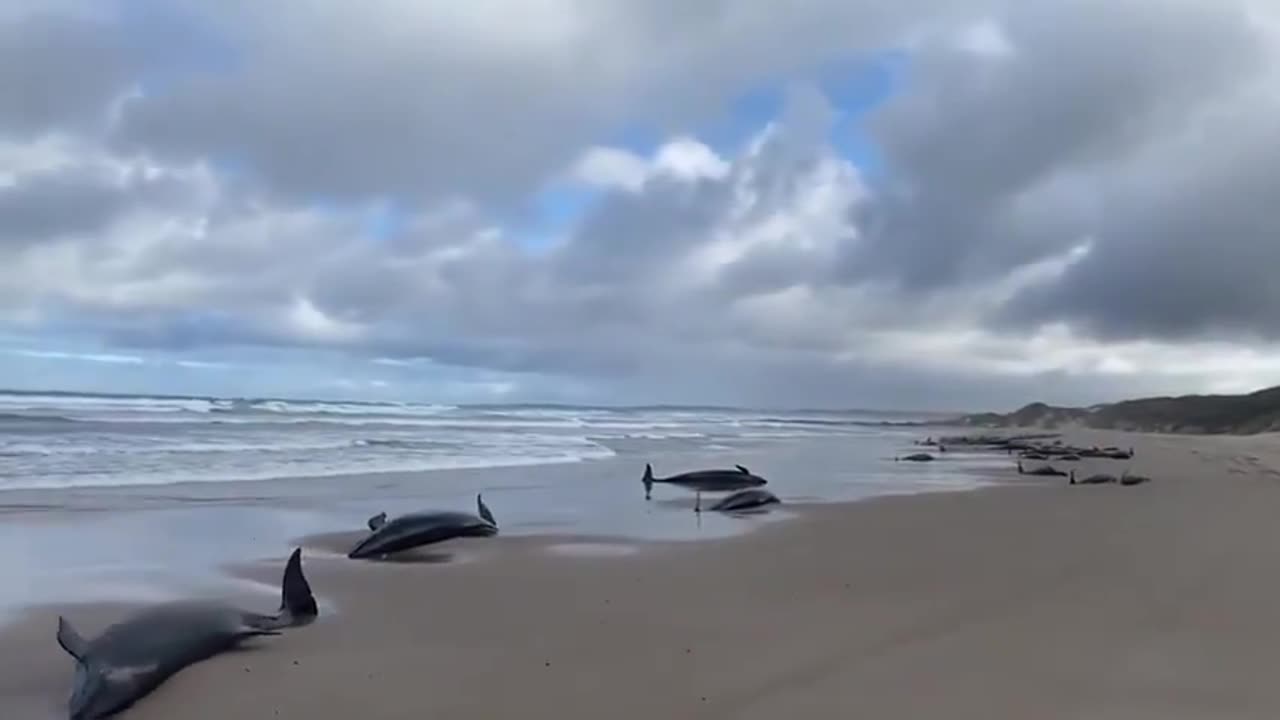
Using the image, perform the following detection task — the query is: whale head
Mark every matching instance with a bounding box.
[59,617,156,720]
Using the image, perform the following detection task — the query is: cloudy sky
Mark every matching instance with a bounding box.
[3,0,1280,411]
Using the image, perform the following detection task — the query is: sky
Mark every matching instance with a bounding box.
[3,0,1280,411]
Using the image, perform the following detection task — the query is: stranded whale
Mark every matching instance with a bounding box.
[348,494,499,559]
[56,548,319,720]
[697,487,782,513]
[641,463,767,500]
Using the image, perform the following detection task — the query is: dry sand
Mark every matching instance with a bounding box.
[7,429,1280,719]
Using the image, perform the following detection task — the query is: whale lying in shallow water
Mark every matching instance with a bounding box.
[641,463,767,500]
[697,488,782,513]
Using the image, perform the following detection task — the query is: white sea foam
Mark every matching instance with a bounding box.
[0,391,932,491]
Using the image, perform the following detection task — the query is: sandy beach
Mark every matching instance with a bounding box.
[6,429,1280,718]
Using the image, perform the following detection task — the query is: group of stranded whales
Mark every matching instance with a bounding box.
[1009,441,1151,487]
[49,460,784,717]
[912,432,1155,488]
[349,463,781,565]
[50,461,779,715]
[51,492,515,716]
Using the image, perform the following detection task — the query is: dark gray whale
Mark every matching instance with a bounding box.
[641,462,767,500]
[1120,470,1151,486]
[1016,461,1069,477]
[56,548,318,720]
[698,488,781,513]
[348,494,499,559]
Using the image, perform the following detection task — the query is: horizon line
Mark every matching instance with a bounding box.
[0,386,963,417]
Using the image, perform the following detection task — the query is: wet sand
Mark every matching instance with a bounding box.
[8,429,1280,718]
[0,432,998,620]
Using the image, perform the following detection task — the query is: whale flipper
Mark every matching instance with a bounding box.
[56,616,88,661]
[477,493,497,527]
[367,512,388,531]
[735,464,750,474]
[642,463,655,500]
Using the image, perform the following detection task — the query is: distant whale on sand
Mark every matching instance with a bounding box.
[895,453,935,462]
[56,548,318,720]
[1017,461,1069,477]
[697,488,781,513]
[349,494,499,559]
[1120,470,1152,486]
[641,462,767,500]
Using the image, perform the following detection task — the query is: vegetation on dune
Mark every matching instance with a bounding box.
[952,386,1280,435]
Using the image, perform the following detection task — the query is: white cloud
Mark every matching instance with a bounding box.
[8,349,144,364]
[174,359,232,370]
[569,137,729,194]
[2,0,1280,409]
[281,296,366,345]
[953,18,1014,57]
[652,137,731,183]
[570,147,651,192]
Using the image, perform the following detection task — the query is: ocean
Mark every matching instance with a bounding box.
[0,390,1010,617]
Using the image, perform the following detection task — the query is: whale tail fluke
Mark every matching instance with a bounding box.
[367,512,387,531]
[477,493,497,528]
[276,547,319,628]
[643,463,655,500]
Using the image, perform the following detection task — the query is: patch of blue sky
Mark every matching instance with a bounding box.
[509,183,601,254]
[817,48,910,184]
[698,82,789,156]
[488,50,911,257]
[361,199,410,241]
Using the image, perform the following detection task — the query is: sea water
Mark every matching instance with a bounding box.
[0,390,1010,616]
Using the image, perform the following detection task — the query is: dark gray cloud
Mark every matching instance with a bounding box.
[0,11,138,136]
[847,0,1270,293]
[999,99,1280,341]
[0,165,193,246]
[553,177,730,286]
[0,171,126,246]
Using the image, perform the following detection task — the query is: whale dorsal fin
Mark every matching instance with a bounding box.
[477,493,497,527]
[736,464,750,474]
[367,512,387,531]
[278,547,318,625]
[56,616,88,662]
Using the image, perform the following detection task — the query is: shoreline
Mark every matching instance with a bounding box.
[0,430,1003,623]
[0,459,1012,622]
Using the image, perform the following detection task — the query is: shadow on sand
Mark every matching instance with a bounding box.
[297,530,460,565]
